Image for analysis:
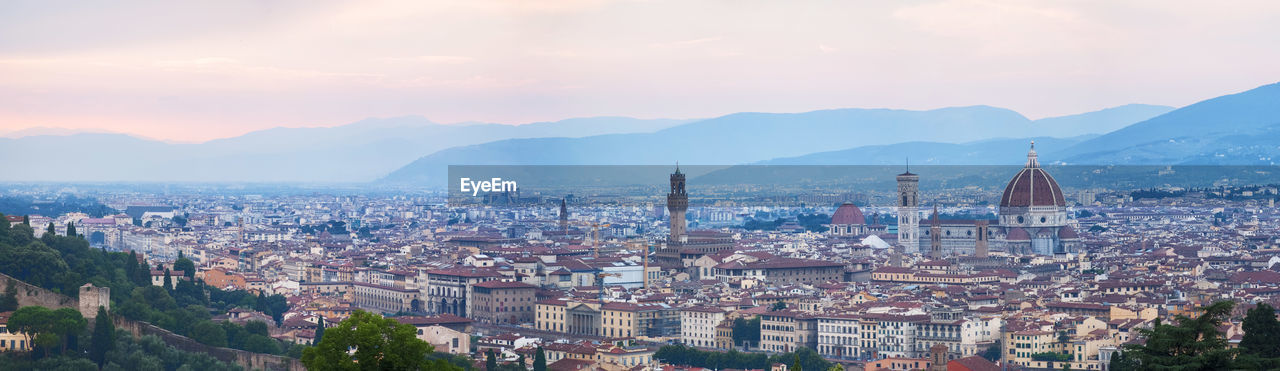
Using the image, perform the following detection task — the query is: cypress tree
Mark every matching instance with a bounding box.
[163,268,173,289]
[486,349,498,371]
[46,222,55,236]
[314,316,325,346]
[534,347,547,371]
[90,306,114,366]
[66,222,77,237]
[1241,303,1280,357]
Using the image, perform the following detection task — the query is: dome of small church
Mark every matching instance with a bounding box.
[1000,141,1066,208]
[1059,225,1079,239]
[831,202,866,225]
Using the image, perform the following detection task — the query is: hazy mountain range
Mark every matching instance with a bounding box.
[5,81,1279,184]
[0,116,692,182]
[382,104,1175,184]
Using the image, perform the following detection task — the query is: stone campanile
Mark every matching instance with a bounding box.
[667,166,688,242]
[896,167,920,253]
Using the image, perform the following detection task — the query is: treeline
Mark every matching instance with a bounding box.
[0,306,241,371]
[1130,188,1188,200]
[0,213,296,357]
[0,195,116,219]
[740,213,830,232]
[654,344,833,371]
[1111,301,1280,370]
[731,316,761,348]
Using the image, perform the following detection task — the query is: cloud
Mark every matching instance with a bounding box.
[650,36,722,48]
[375,55,475,64]
[818,44,837,53]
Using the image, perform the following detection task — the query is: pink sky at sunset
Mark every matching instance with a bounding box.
[2,0,1279,142]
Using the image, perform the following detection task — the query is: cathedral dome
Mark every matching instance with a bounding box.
[1000,142,1066,208]
[831,202,866,225]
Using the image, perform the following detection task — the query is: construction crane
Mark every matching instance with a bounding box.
[568,220,611,258]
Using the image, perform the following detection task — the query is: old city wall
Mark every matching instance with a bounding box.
[1,272,303,371]
[113,317,305,371]
[0,272,78,310]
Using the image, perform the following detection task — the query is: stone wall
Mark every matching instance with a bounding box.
[0,272,78,310]
[0,272,303,371]
[113,317,305,371]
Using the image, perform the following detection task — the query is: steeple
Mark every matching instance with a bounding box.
[929,204,942,259]
[1026,140,1039,168]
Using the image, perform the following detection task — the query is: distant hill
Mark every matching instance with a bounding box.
[759,136,1095,165]
[383,104,1164,184]
[0,116,690,182]
[1028,104,1173,138]
[1056,82,1280,165]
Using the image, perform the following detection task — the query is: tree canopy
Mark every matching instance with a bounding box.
[1113,301,1237,370]
[301,309,460,371]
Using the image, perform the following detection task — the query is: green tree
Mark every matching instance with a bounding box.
[314,316,325,346]
[791,353,802,371]
[174,253,196,279]
[163,269,173,290]
[0,280,18,312]
[65,222,76,238]
[301,310,447,371]
[90,306,115,366]
[1237,303,1280,369]
[980,341,1001,362]
[245,320,270,336]
[732,316,761,349]
[1240,303,1280,358]
[189,320,228,347]
[487,349,498,371]
[243,334,280,354]
[533,347,547,371]
[8,306,86,356]
[771,301,787,311]
[1120,301,1236,370]
[46,222,55,236]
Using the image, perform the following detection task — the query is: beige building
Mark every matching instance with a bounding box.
[418,325,470,354]
[536,299,679,340]
[760,310,818,353]
[0,311,31,352]
[353,282,421,314]
[679,306,727,348]
[470,280,537,324]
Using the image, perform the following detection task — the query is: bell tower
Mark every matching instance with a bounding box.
[667,165,688,242]
[897,165,920,253]
[929,205,942,259]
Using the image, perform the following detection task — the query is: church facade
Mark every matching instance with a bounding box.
[896,143,1080,256]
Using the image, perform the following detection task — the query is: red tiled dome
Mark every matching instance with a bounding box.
[831,202,865,225]
[1058,226,1079,239]
[1000,142,1065,208]
[1006,227,1030,241]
